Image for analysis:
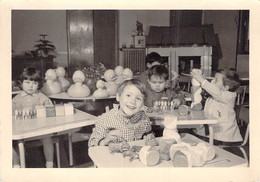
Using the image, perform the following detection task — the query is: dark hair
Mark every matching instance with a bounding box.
[148,65,169,80]
[117,79,146,99]
[145,52,164,65]
[19,67,43,89]
[218,68,240,92]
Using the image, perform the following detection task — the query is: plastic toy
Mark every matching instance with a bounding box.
[41,69,62,96]
[68,70,91,98]
[56,66,70,91]
[92,80,109,98]
[103,69,118,96]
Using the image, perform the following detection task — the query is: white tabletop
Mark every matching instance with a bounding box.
[49,92,116,101]
[88,133,247,168]
[146,109,218,125]
[12,109,97,140]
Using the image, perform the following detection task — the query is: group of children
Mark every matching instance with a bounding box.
[12,52,243,167]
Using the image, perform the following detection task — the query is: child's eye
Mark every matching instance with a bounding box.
[136,97,143,101]
[126,94,131,97]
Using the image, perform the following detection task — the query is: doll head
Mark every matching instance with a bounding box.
[19,67,43,94]
[148,65,169,93]
[116,79,146,117]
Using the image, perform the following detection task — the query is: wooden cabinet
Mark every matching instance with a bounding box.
[12,57,54,80]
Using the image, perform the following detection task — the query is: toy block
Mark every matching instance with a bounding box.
[64,103,74,115]
[35,105,46,118]
[55,104,65,116]
[45,105,56,117]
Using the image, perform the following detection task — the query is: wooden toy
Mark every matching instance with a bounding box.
[68,70,91,98]
[139,146,160,166]
[56,66,70,91]
[14,103,74,120]
[41,69,62,96]
[45,105,56,117]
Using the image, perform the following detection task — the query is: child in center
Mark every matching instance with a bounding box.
[144,65,186,108]
[88,79,154,147]
[12,67,55,168]
[191,68,243,144]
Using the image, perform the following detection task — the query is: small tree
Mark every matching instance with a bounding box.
[34,34,57,58]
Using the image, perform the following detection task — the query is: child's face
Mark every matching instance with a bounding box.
[211,72,228,90]
[116,84,144,117]
[148,75,166,93]
[22,80,39,95]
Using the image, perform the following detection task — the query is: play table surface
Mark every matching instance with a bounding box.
[88,133,247,168]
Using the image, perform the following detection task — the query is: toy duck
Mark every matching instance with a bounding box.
[56,66,71,91]
[93,80,109,99]
[103,69,118,96]
[67,70,91,98]
[114,65,124,85]
[41,69,62,96]
[122,68,133,81]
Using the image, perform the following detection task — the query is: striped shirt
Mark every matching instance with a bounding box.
[88,104,152,147]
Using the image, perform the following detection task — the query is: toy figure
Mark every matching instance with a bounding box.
[56,66,70,91]
[41,69,62,96]
[67,70,91,97]
[191,69,203,111]
[92,80,109,99]
[122,68,133,80]
[103,69,118,96]
[114,65,124,85]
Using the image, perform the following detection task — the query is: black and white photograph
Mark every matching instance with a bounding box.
[0,1,259,182]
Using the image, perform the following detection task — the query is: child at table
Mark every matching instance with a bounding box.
[139,52,180,89]
[144,65,186,108]
[191,68,243,144]
[88,79,154,147]
[12,67,55,168]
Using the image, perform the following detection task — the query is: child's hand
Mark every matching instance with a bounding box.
[191,69,205,84]
[101,130,122,146]
[144,133,155,141]
[171,70,179,81]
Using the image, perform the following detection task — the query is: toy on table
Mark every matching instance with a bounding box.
[152,99,178,113]
[190,69,203,111]
[178,105,189,116]
[41,69,62,96]
[14,103,74,120]
[103,69,118,96]
[92,80,109,99]
[169,141,216,167]
[114,65,124,85]
[122,68,133,81]
[139,145,160,166]
[159,115,181,161]
[56,66,70,91]
[68,70,91,98]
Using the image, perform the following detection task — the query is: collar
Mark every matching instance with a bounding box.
[20,91,39,97]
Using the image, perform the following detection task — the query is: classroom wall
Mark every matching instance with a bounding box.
[204,10,239,69]
[12,10,68,67]
[118,10,170,66]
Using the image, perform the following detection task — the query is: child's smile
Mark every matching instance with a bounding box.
[117,85,144,117]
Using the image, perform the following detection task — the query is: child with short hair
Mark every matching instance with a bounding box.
[12,67,55,168]
[144,65,186,108]
[191,68,243,144]
[88,79,153,147]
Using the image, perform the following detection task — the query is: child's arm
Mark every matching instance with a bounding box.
[191,70,234,104]
[88,117,113,147]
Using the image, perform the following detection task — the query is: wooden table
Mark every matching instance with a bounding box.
[12,109,97,168]
[146,109,218,145]
[49,92,116,103]
[88,134,247,168]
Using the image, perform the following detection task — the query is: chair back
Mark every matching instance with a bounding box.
[236,85,247,105]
